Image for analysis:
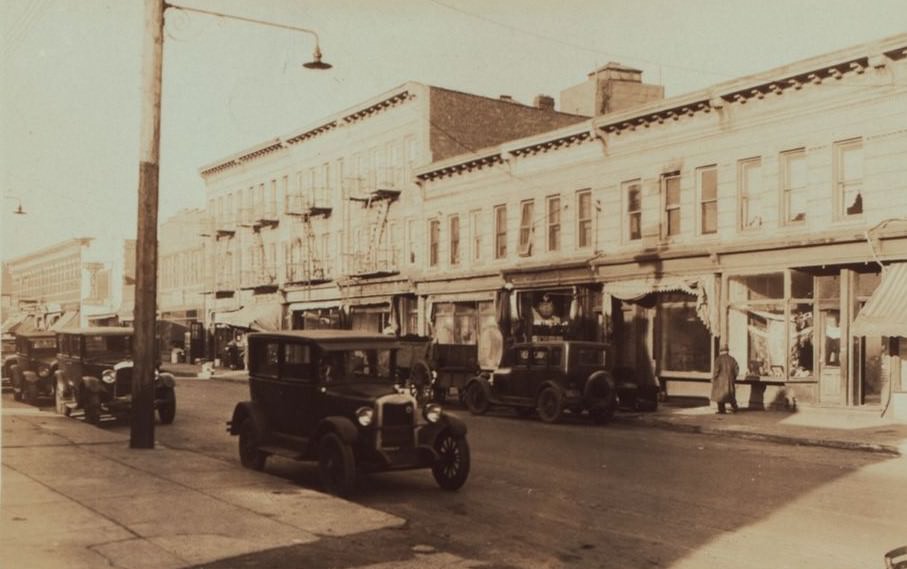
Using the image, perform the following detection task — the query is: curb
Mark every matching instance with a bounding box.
[614,415,903,457]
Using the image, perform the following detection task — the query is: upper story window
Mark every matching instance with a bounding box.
[576,189,593,249]
[494,205,507,259]
[519,200,534,257]
[623,180,642,242]
[835,138,863,218]
[449,215,460,266]
[428,219,440,267]
[697,166,718,235]
[471,210,483,264]
[547,195,561,252]
[781,149,807,224]
[738,158,763,231]
[662,172,681,238]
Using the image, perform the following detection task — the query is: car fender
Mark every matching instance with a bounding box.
[22,370,39,384]
[156,371,176,388]
[315,416,359,446]
[439,413,467,437]
[228,401,267,436]
[464,373,490,393]
[583,370,616,404]
[535,380,566,399]
[81,376,104,393]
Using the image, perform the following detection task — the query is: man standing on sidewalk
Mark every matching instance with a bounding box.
[711,344,739,414]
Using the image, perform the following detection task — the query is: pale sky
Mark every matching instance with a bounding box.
[3,0,906,263]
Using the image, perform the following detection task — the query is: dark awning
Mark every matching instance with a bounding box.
[852,263,907,337]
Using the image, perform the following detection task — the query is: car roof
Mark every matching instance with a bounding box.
[57,327,134,336]
[249,329,399,348]
[18,331,56,338]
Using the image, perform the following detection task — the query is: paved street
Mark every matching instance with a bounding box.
[47,378,904,569]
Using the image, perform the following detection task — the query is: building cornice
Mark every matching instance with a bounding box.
[5,238,93,267]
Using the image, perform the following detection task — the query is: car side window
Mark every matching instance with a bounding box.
[517,348,531,365]
[532,347,549,368]
[251,341,280,378]
[284,343,312,381]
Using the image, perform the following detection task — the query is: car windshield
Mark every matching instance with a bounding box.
[30,338,57,352]
[320,348,394,383]
[84,335,132,357]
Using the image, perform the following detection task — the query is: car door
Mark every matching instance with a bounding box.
[495,345,529,399]
[523,346,550,399]
[280,341,318,437]
[248,338,285,430]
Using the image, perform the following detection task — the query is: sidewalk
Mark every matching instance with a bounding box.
[162,362,247,381]
[614,399,907,456]
[0,399,485,569]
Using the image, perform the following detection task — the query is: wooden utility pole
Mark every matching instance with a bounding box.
[131,0,165,449]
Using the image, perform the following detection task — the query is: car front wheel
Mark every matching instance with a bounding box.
[465,381,490,415]
[432,432,470,491]
[238,417,267,471]
[318,432,356,497]
[157,389,176,425]
[536,386,564,424]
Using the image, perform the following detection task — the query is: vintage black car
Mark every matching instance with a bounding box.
[3,333,19,390]
[55,327,176,425]
[227,330,470,497]
[10,331,58,404]
[463,340,626,424]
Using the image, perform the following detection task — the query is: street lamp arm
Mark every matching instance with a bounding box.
[164,3,324,48]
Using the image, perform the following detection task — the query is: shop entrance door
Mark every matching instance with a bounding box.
[818,309,844,406]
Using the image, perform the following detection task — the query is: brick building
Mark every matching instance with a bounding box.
[413,34,907,411]
[198,81,585,363]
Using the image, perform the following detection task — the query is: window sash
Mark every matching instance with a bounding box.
[547,196,561,251]
[663,174,681,237]
[494,205,507,259]
[519,201,534,250]
[781,150,807,224]
[698,167,717,235]
[836,140,863,217]
[429,220,440,267]
[738,158,762,230]
[577,190,592,248]
[449,215,460,265]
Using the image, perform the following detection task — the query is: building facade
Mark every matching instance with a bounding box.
[413,34,907,410]
[198,81,586,362]
[4,237,124,330]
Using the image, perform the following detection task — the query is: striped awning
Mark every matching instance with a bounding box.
[852,263,907,337]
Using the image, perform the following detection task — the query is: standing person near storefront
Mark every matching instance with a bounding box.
[711,344,739,414]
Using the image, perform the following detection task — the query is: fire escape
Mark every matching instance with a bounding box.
[346,167,401,278]
[239,204,279,293]
[285,184,332,285]
[199,214,237,298]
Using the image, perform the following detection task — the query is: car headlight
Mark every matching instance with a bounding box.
[38,366,50,378]
[423,403,442,423]
[101,369,116,384]
[355,407,374,427]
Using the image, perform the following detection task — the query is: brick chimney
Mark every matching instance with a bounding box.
[559,62,664,117]
[533,95,555,111]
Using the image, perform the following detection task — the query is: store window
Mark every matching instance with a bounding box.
[727,270,814,379]
[658,292,711,373]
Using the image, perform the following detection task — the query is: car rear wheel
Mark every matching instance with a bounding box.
[318,432,356,497]
[536,386,564,424]
[238,417,267,471]
[432,432,470,491]
[84,392,101,425]
[464,381,490,415]
[157,389,176,425]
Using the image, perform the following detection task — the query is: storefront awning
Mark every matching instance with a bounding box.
[852,263,907,337]
[215,303,281,331]
[287,300,341,312]
[1,314,26,334]
[50,311,80,331]
[603,275,718,333]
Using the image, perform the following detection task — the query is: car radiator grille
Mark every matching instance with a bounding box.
[380,401,414,448]
[114,368,132,398]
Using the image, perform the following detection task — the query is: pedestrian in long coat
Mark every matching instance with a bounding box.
[711,345,739,414]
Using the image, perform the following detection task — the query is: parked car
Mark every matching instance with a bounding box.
[10,331,58,404]
[227,330,470,497]
[55,327,176,425]
[2,333,18,390]
[463,340,627,424]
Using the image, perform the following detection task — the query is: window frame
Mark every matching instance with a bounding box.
[449,214,460,266]
[470,209,482,264]
[623,179,642,242]
[428,218,441,268]
[662,172,681,238]
[833,138,863,220]
[697,165,718,236]
[494,204,507,260]
[547,195,561,252]
[576,189,593,249]
[518,199,534,257]
[737,157,763,231]
[780,148,807,225]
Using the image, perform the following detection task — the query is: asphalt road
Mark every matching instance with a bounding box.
[98,379,903,569]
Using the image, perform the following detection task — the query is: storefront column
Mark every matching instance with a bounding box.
[841,268,853,406]
[718,274,729,344]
